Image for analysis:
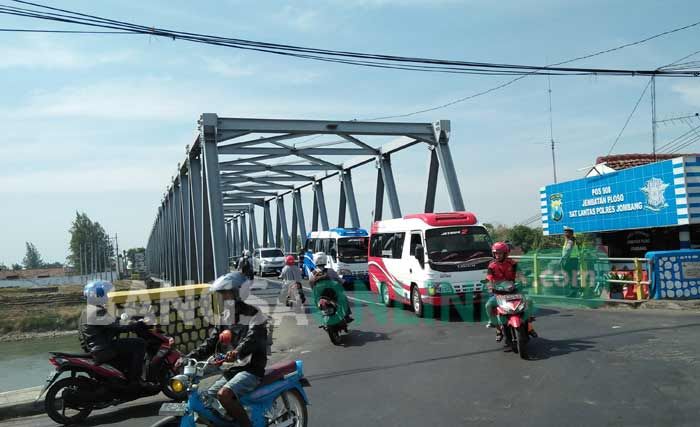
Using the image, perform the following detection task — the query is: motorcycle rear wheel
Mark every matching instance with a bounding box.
[328,327,342,345]
[44,377,94,425]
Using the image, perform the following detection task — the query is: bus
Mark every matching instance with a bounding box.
[368,212,492,317]
[303,228,370,285]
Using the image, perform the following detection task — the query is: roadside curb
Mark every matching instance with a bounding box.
[532,295,700,311]
[0,387,43,421]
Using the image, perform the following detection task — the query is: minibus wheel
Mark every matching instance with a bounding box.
[411,285,424,318]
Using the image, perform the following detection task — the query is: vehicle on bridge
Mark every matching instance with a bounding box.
[154,354,310,427]
[253,248,286,276]
[369,212,491,317]
[303,228,369,285]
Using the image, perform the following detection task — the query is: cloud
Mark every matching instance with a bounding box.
[0,36,136,69]
[672,81,700,107]
[203,56,255,78]
[275,5,320,32]
[0,165,172,194]
[7,77,206,121]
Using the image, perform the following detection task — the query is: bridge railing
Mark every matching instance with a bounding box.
[510,253,650,301]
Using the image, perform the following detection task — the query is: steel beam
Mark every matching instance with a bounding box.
[180,171,192,282]
[264,201,274,247]
[202,113,229,280]
[276,197,290,252]
[338,180,346,228]
[424,148,439,213]
[226,220,232,259]
[189,156,203,283]
[290,202,298,254]
[374,167,384,222]
[217,117,436,137]
[342,170,361,228]
[201,159,214,282]
[311,190,319,231]
[218,132,311,148]
[293,190,307,248]
[232,218,239,258]
[172,180,183,285]
[379,154,402,218]
[313,181,329,230]
[218,146,376,156]
[220,164,338,172]
[432,120,466,211]
[219,175,314,183]
[240,214,249,251]
[248,205,259,250]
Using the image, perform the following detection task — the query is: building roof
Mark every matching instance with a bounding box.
[595,153,700,171]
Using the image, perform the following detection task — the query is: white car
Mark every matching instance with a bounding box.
[253,248,286,276]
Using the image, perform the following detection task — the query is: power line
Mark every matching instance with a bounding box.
[0,27,133,33]
[605,79,653,155]
[1,1,699,79]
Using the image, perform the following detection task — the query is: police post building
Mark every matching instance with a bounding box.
[540,154,700,258]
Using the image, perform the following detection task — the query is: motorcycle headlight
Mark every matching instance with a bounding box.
[170,374,189,393]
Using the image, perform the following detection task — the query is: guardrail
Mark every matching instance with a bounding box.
[511,253,650,300]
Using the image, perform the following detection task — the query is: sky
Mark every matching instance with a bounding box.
[1,0,700,266]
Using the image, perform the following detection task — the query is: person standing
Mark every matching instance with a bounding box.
[561,226,580,296]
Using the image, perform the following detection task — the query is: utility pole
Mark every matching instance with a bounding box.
[548,75,558,183]
[651,75,657,160]
[114,233,120,280]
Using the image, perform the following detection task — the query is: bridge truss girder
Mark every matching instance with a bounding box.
[146,116,464,285]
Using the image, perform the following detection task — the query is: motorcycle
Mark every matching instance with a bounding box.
[493,282,531,360]
[312,279,349,346]
[40,311,186,425]
[152,352,310,427]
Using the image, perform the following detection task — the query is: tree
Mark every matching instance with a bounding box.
[11,263,22,271]
[0,262,7,271]
[43,261,64,269]
[506,225,542,254]
[23,242,44,269]
[483,223,509,243]
[126,247,146,265]
[68,212,114,274]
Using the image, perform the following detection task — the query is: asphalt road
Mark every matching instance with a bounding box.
[3,279,700,427]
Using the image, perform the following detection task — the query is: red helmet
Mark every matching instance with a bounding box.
[219,330,232,346]
[285,255,296,266]
[492,241,510,255]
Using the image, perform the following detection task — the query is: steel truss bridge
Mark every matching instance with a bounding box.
[146,115,465,284]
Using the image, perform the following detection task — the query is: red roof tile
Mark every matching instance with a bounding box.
[595,153,700,170]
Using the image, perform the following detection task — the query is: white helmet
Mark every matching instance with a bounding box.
[211,272,251,301]
[243,250,250,257]
[83,280,114,306]
[313,252,328,266]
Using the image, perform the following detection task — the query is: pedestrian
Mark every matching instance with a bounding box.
[560,226,580,296]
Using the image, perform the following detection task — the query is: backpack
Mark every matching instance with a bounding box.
[239,257,253,275]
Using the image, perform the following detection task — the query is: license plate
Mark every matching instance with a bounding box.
[159,402,187,417]
[503,294,521,301]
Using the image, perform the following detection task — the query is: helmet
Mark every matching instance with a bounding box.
[83,280,114,306]
[210,272,251,300]
[285,255,296,266]
[491,242,510,256]
[313,252,328,266]
[243,250,250,257]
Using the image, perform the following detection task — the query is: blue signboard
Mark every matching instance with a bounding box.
[541,159,688,235]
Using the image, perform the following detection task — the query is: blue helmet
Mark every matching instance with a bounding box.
[83,280,114,306]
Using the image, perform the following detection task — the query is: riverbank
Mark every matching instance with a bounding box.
[0,330,77,343]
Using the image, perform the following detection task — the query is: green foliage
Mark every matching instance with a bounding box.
[0,262,7,271]
[68,212,113,274]
[43,262,64,269]
[22,242,44,269]
[11,263,22,271]
[126,247,146,265]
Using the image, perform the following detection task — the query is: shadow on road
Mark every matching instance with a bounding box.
[71,400,164,426]
[342,330,390,347]
[527,337,596,361]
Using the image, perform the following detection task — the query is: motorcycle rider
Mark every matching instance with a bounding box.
[279,255,305,304]
[238,250,254,281]
[484,242,537,341]
[79,280,151,390]
[309,252,353,323]
[184,272,267,427]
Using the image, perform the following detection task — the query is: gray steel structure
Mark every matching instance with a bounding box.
[146,115,465,284]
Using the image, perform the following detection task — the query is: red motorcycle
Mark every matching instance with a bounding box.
[40,313,185,425]
[494,282,531,360]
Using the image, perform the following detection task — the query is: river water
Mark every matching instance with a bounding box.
[0,334,80,392]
